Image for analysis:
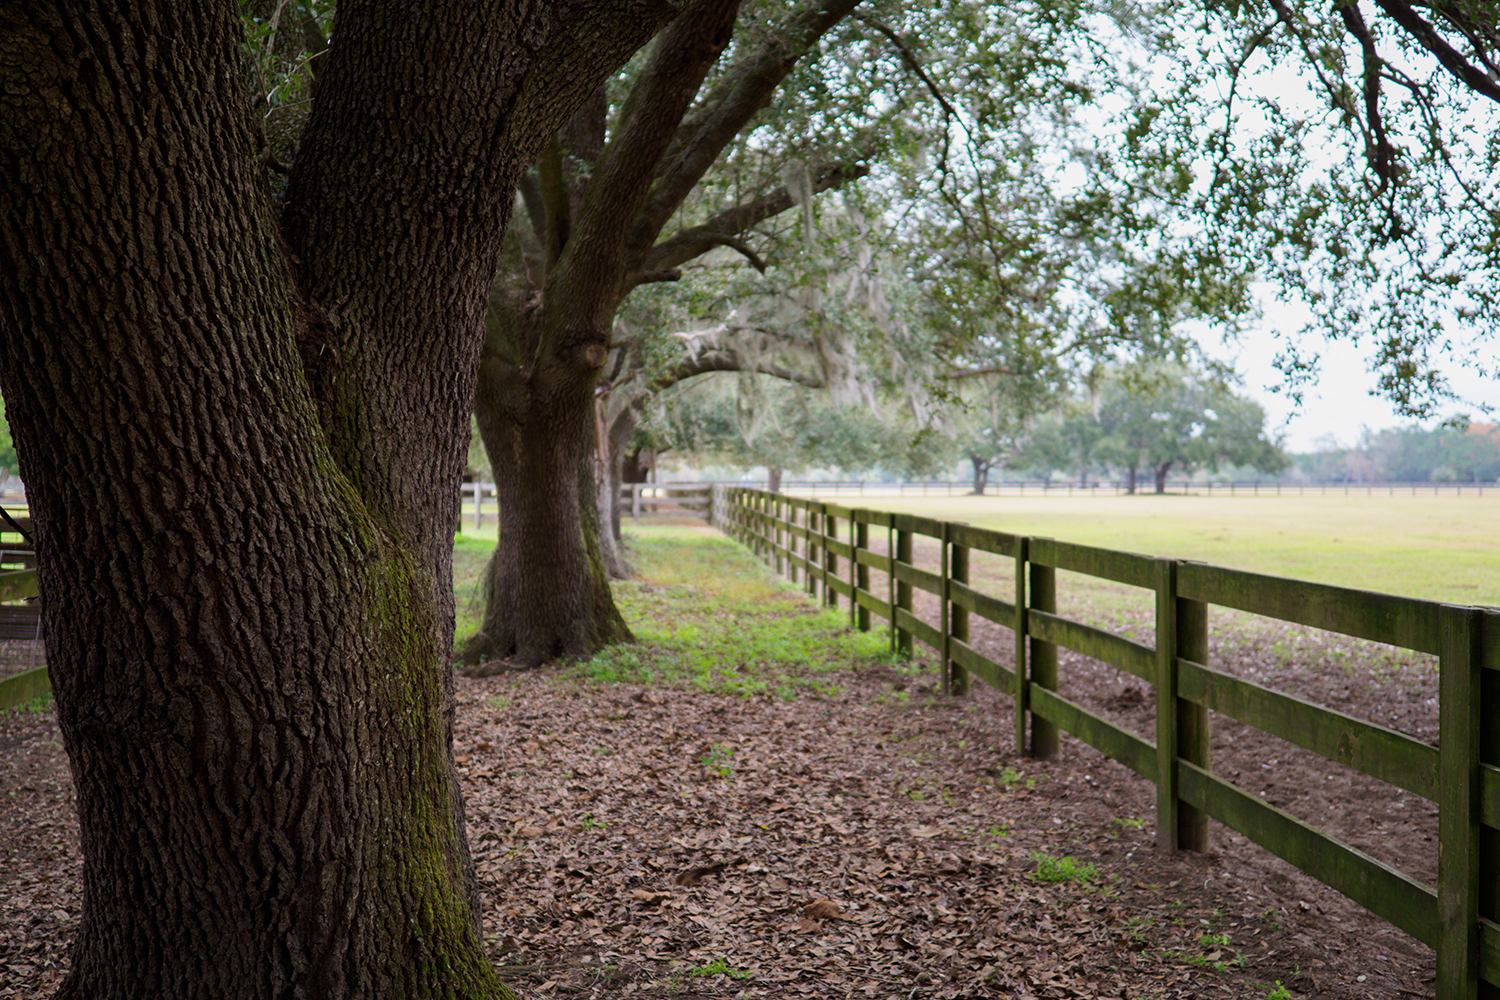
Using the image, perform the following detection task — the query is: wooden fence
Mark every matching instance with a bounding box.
[0,511,44,713]
[716,485,1500,1000]
[460,482,714,530]
[771,479,1494,497]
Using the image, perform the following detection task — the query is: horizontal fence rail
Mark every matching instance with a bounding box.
[762,479,1494,498]
[0,511,44,713]
[460,482,715,531]
[714,485,1498,1000]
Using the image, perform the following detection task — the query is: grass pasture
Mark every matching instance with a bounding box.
[856,491,1500,610]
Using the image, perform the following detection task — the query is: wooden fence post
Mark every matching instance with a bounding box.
[1155,558,1181,852]
[1438,604,1483,1000]
[849,513,861,630]
[824,508,838,609]
[810,509,822,593]
[1014,538,1029,755]
[888,520,897,654]
[1156,558,1211,853]
[1028,550,1059,759]
[1482,613,1500,1000]
[949,531,970,696]
[787,502,800,586]
[940,522,952,695]
[772,495,783,576]
[895,525,913,660]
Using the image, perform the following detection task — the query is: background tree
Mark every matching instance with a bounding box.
[1088,362,1290,493]
[465,0,880,667]
[465,0,1271,665]
[643,374,928,488]
[0,1,677,996]
[1166,0,1500,419]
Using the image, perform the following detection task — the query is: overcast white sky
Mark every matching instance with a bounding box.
[1211,323,1498,453]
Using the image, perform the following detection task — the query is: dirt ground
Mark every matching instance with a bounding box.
[0,604,1440,999]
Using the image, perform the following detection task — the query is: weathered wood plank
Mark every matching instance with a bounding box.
[1178,658,1439,800]
[1478,917,1500,990]
[893,561,945,598]
[1438,604,1484,999]
[1029,686,1157,781]
[1028,610,1154,682]
[947,522,1019,557]
[854,548,892,572]
[855,588,893,624]
[949,579,1015,628]
[950,638,1012,692]
[891,512,945,539]
[1177,562,1442,654]
[895,607,943,652]
[1483,610,1500,673]
[1029,537,1155,589]
[824,537,852,560]
[827,575,853,600]
[0,665,50,713]
[1178,763,1438,946]
[0,570,38,603]
[1480,764,1500,830]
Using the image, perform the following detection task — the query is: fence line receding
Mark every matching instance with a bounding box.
[715,485,1499,1000]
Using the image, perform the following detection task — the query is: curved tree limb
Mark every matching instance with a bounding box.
[1373,0,1500,104]
[627,0,864,257]
[634,160,869,280]
[549,0,742,328]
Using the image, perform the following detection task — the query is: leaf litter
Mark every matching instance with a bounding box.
[0,532,1441,999]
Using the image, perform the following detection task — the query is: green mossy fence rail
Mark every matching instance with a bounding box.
[715,485,1500,1000]
[0,510,43,713]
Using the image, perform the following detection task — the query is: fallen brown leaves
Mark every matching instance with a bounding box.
[451,656,1435,1000]
[0,627,1437,999]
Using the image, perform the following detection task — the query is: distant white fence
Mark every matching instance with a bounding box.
[460,482,714,530]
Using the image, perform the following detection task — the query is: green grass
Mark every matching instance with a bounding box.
[863,494,1500,607]
[1029,852,1098,886]
[591,528,886,695]
[453,533,496,639]
[453,524,887,694]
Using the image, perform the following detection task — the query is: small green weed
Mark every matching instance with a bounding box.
[1199,932,1231,949]
[1259,907,1281,932]
[997,766,1035,790]
[3,693,53,715]
[1109,816,1146,836]
[688,958,750,979]
[1029,852,1097,886]
[580,812,607,831]
[1265,982,1293,1000]
[701,743,734,778]
[485,694,511,710]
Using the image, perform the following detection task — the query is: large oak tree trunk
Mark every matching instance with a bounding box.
[465,300,632,667]
[0,1,674,996]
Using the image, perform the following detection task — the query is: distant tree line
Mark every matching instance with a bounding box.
[1292,424,1500,484]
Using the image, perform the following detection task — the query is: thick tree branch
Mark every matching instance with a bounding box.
[627,0,864,257]
[549,0,742,325]
[1373,0,1500,104]
[632,160,869,282]
[944,365,1017,380]
[1337,0,1397,190]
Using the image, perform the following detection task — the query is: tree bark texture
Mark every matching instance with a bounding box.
[467,297,633,666]
[0,1,675,997]
[469,0,867,663]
